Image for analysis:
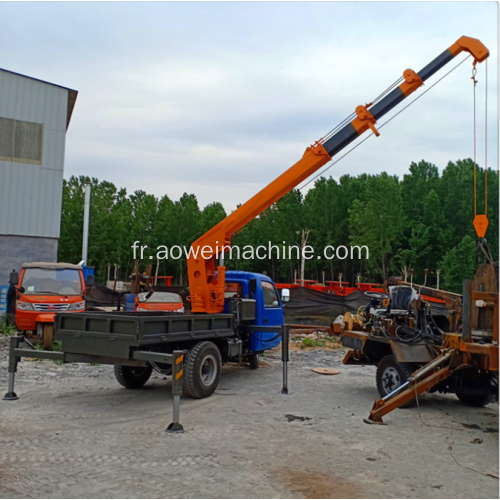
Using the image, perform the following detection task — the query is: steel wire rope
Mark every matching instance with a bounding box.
[298,55,471,192]
[320,75,405,143]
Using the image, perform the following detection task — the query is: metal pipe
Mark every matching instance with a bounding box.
[3,336,20,400]
[382,380,410,401]
[172,395,180,423]
[167,350,184,433]
[408,350,454,384]
[281,324,289,394]
[82,183,91,265]
[381,351,455,402]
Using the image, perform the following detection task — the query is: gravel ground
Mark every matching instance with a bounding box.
[0,336,498,499]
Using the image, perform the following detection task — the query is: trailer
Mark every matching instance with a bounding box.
[341,260,498,423]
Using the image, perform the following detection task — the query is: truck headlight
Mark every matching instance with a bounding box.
[17,302,34,311]
[68,301,85,311]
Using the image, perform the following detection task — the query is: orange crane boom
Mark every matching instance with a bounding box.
[187,36,489,314]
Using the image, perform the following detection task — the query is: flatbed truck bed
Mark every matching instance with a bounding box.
[3,309,290,433]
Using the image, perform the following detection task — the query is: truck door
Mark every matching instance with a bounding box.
[250,280,284,352]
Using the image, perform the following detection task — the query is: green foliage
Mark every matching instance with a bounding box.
[58,159,498,289]
[439,235,477,293]
[35,340,61,352]
[300,337,326,349]
[348,173,405,279]
[0,319,17,336]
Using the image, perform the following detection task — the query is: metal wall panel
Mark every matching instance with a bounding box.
[0,70,68,238]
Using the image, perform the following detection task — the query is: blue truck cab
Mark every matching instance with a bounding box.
[223,271,285,353]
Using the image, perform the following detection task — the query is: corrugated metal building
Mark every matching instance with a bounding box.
[0,69,77,285]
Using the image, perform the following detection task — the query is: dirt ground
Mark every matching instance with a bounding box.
[0,337,498,499]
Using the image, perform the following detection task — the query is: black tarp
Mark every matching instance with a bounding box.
[284,287,449,325]
[85,283,124,310]
[284,287,370,325]
[85,283,449,325]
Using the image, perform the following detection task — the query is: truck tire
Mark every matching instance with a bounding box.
[376,355,417,408]
[456,393,495,407]
[114,365,153,389]
[249,353,259,370]
[183,341,221,399]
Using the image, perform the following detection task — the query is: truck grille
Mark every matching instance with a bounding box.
[33,303,70,312]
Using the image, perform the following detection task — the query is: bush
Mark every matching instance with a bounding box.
[0,318,17,336]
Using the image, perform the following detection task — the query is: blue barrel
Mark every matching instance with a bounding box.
[125,294,137,312]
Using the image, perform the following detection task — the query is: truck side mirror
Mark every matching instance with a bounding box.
[281,288,290,303]
[18,287,25,294]
[9,271,18,286]
[85,275,95,288]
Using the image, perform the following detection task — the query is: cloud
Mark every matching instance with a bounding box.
[1,1,497,213]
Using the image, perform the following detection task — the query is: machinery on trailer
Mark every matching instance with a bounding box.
[4,35,491,430]
[342,253,498,422]
[340,35,497,423]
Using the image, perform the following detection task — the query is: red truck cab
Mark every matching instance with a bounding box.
[13,262,90,347]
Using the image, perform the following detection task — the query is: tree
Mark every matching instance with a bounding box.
[439,235,476,293]
[348,173,405,280]
[56,158,498,290]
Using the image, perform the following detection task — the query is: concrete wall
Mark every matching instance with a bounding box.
[0,235,58,285]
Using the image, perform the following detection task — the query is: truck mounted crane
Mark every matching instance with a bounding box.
[4,36,490,433]
[187,36,489,315]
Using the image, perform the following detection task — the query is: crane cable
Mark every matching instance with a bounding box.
[472,64,477,216]
[485,59,488,216]
[472,58,489,238]
[298,55,471,192]
[321,75,405,144]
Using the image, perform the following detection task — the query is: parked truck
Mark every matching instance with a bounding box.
[10,262,94,349]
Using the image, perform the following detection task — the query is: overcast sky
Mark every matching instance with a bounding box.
[1,1,498,212]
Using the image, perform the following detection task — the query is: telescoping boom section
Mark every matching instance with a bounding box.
[187,36,489,314]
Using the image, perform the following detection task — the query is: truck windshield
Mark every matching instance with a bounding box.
[224,282,242,299]
[137,292,182,304]
[21,268,82,295]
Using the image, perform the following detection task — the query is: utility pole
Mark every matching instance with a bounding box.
[155,258,160,286]
[297,229,310,287]
[436,269,441,290]
[81,183,91,265]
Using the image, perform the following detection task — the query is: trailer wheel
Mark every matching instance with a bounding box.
[456,393,495,407]
[249,353,259,370]
[376,355,417,408]
[114,365,153,389]
[183,341,221,399]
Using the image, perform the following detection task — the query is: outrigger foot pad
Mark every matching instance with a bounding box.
[2,392,18,401]
[363,418,386,425]
[166,422,184,434]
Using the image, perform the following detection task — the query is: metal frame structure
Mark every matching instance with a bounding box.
[3,323,291,432]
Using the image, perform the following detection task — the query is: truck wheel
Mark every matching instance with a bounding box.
[183,341,221,399]
[456,393,495,407]
[249,353,259,370]
[376,355,417,408]
[114,365,153,389]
